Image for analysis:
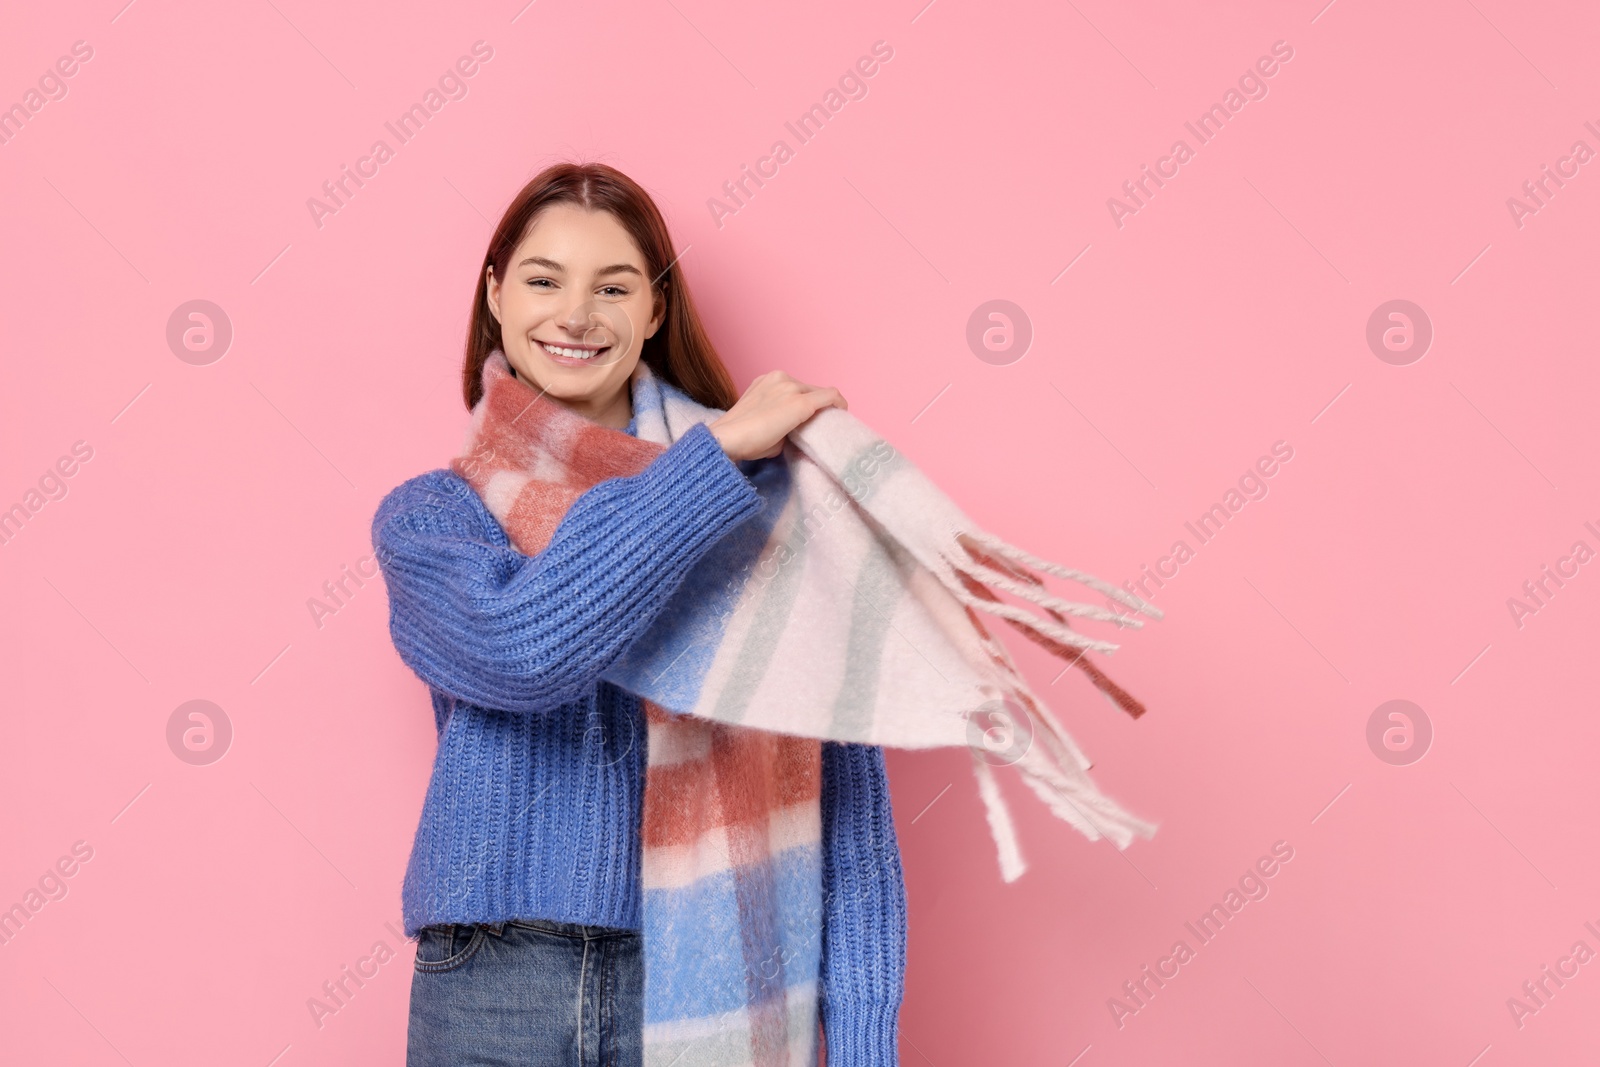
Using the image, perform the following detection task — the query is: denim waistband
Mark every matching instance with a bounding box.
[448,917,640,940]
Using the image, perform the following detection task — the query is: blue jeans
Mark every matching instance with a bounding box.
[407,918,644,1066]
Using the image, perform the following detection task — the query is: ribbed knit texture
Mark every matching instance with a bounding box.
[374,414,907,1065]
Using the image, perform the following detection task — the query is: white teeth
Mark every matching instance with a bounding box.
[541,341,605,360]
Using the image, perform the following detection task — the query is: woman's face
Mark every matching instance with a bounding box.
[486,203,664,426]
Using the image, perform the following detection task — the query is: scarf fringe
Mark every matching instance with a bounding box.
[972,681,1159,882]
[939,523,1162,870]
[960,559,1145,627]
[972,756,1027,882]
[960,529,1164,619]
[950,581,1123,654]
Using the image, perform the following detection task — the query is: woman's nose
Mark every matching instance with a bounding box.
[562,301,632,349]
[561,303,596,336]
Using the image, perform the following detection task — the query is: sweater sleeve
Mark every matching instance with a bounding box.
[818,741,908,1067]
[371,420,763,714]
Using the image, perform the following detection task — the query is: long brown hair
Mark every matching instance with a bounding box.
[462,162,739,412]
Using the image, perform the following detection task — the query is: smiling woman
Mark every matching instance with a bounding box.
[382,161,902,1067]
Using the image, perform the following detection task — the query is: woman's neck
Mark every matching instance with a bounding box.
[566,386,632,430]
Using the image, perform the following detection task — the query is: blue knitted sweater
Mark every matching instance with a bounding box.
[372,413,908,1064]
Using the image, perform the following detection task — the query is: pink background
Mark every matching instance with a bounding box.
[3,0,1597,1063]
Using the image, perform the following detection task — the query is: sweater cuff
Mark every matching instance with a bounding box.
[651,420,760,519]
[822,1000,901,1066]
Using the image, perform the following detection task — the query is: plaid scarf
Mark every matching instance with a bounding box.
[454,350,1160,1066]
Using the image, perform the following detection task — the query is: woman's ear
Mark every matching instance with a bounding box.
[644,285,666,340]
[485,265,503,324]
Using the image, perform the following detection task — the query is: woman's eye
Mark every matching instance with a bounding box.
[526,277,555,289]
[599,285,626,297]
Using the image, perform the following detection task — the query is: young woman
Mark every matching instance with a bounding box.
[373,162,908,1066]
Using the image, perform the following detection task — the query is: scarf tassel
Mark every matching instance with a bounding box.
[942,528,1163,877]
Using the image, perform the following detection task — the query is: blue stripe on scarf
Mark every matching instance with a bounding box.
[604,454,794,709]
[641,840,823,1024]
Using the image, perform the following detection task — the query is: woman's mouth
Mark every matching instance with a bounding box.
[538,339,610,366]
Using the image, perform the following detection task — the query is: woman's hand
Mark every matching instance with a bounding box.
[708,371,848,462]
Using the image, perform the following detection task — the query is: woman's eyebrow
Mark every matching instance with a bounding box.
[516,256,644,279]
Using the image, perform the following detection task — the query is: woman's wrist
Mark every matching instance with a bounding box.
[707,417,747,463]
